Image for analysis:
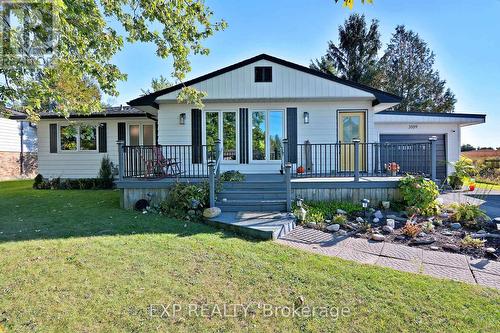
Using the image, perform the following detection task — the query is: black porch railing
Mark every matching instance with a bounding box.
[121,144,215,179]
[290,141,433,178]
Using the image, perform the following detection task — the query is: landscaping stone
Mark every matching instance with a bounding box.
[326,224,340,232]
[372,218,380,224]
[382,225,394,233]
[418,232,427,238]
[373,210,384,219]
[356,217,365,223]
[450,223,461,230]
[409,238,436,246]
[386,219,396,228]
[336,230,347,236]
[430,246,439,251]
[441,230,453,236]
[386,214,407,222]
[371,234,385,241]
[324,219,331,224]
[485,247,496,254]
[336,209,347,215]
[477,229,487,234]
[187,210,196,216]
[439,213,450,219]
[307,222,317,228]
[203,207,221,218]
[442,243,460,252]
[382,201,390,210]
[395,235,406,241]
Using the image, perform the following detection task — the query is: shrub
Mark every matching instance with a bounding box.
[332,214,347,225]
[306,211,325,223]
[399,175,439,216]
[33,174,44,189]
[461,235,485,248]
[33,177,112,190]
[98,156,114,189]
[220,170,245,182]
[160,181,212,219]
[402,222,421,238]
[448,157,477,190]
[421,221,435,233]
[450,203,490,229]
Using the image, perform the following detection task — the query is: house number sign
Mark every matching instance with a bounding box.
[408,124,418,129]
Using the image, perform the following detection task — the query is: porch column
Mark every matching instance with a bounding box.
[285,162,292,212]
[283,138,289,163]
[116,140,124,181]
[429,136,438,182]
[353,139,360,182]
[208,161,216,208]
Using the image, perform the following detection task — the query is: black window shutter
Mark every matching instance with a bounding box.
[286,107,298,163]
[239,108,249,164]
[117,122,126,143]
[98,123,107,152]
[49,123,57,153]
[191,109,202,163]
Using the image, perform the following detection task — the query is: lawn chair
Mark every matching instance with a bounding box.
[145,147,182,178]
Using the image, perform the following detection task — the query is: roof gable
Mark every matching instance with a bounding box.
[129,54,401,108]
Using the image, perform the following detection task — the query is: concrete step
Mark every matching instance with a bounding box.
[206,211,296,240]
[218,190,287,201]
[216,199,287,212]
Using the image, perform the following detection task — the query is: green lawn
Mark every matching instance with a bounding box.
[0,181,499,332]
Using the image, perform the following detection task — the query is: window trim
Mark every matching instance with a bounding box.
[254,66,272,83]
[58,124,99,153]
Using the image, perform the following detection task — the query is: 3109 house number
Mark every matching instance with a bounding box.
[408,124,418,129]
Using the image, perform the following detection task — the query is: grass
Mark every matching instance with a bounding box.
[476,181,500,191]
[0,181,499,332]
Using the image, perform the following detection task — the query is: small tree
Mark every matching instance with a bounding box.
[98,156,114,189]
[461,144,476,152]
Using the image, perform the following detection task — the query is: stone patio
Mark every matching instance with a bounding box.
[276,226,500,289]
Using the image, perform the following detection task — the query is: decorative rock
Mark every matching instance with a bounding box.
[336,230,347,236]
[324,220,332,224]
[372,218,380,224]
[382,225,394,233]
[439,213,450,219]
[493,217,500,222]
[371,234,385,241]
[356,217,365,223]
[307,222,317,228]
[477,229,487,234]
[450,222,461,230]
[430,246,439,251]
[336,209,347,215]
[441,230,453,236]
[386,214,407,222]
[442,243,460,252]
[485,247,496,254]
[187,209,196,216]
[386,219,396,228]
[418,232,427,238]
[202,207,221,218]
[326,224,340,232]
[435,197,444,205]
[395,235,406,241]
[373,210,384,219]
[409,238,436,246]
[382,201,390,210]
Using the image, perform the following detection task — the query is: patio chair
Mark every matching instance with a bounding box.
[145,147,182,178]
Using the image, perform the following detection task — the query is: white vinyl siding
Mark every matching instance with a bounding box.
[0,118,37,153]
[156,60,375,102]
[37,118,155,179]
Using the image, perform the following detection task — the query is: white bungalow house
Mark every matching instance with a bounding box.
[14,54,485,211]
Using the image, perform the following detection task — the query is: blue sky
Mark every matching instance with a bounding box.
[110,0,500,147]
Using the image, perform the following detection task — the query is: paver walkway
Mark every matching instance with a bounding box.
[276,226,500,289]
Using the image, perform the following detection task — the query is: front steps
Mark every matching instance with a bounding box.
[216,174,287,212]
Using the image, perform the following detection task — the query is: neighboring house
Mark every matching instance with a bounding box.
[13,54,485,180]
[11,106,156,179]
[0,110,37,179]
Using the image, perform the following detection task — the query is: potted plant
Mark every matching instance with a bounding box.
[385,162,400,176]
[296,166,305,174]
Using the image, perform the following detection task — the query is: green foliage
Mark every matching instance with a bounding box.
[450,203,490,229]
[140,75,172,95]
[448,157,477,189]
[461,144,476,152]
[160,181,210,219]
[399,175,439,216]
[220,170,245,182]
[33,177,112,190]
[293,200,362,223]
[33,174,44,189]
[311,13,381,85]
[461,235,485,249]
[98,155,114,188]
[2,0,226,120]
[376,25,456,113]
[421,221,435,233]
[332,214,348,225]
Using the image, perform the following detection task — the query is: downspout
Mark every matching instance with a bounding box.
[19,121,24,175]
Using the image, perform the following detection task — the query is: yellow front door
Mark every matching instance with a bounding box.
[338,112,366,172]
